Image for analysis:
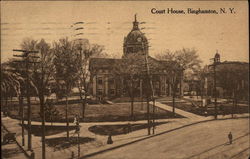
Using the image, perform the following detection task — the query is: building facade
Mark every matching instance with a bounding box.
[205,54,249,100]
[89,15,184,100]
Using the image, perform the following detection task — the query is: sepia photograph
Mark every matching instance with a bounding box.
[1,1,249,159]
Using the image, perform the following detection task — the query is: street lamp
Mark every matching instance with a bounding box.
[212,50,220,119]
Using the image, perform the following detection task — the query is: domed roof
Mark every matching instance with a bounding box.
[124,14,148,44]
[125,30,148,44]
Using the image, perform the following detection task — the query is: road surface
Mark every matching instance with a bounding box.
[86,118,249,159]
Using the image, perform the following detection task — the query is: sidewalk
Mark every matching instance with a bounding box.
[1,125,28,159]
[1,116,55,159]
[183,96,249,107]
[2,116,198,159]
[1,142,28,159]
[151,101,205,120]
[2,113,249,159]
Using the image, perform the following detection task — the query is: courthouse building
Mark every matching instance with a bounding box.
[89,15,184,100]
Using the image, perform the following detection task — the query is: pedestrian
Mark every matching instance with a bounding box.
[107,133,113,144]
[204,111,208,117]
[127,123,131,133]
[228,132,233,144]
[150,120,153,129]
[73,115,77,125]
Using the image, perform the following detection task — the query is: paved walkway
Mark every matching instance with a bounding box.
[1,125,28,159]
[151,101,205,121]
[1,142,28,159]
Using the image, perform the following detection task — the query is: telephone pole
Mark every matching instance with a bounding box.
[13,49,39,151]
[210,50,220,120]
[145,49,156,135]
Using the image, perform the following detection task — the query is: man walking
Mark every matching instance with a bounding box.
[228,132,233,144]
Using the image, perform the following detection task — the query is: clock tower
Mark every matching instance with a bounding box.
[123,14,149,57]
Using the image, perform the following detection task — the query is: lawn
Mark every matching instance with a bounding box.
[89,121,169,136]
[4,101,183,122]
[21,124,78,136]
[161,101,249,116]
[45,137,95,151]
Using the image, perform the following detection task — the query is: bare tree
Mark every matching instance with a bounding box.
[156,48,202,80]
[1,62,23,113]
[115,54,145,120]
[20,38,55,158]
[53,37,79,139]
[74,40,105,119]
[156,50,187,116]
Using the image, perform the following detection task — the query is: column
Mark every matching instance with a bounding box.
[105,76,109,98]
[180,73,184,97]
[93,75,97,97]
[164,76,167,95]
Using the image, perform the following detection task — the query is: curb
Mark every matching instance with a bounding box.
[80,116,249,159]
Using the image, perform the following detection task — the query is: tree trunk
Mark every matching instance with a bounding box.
[82,94,87,119]
[147,97,150,135]
[172,86,175,117]
[130,81,134,120]
[231,90,235,118]
[20,96,25,146]
[40,94,46,159]
[152,99,155,135]
[27,86,32,150]
[66,95,69,139]
[10,95,13,111]
[131,96,134,120]
[5,95,8,113]
[18,96,22,116]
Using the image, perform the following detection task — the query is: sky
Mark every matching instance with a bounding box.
[1,1,248,65]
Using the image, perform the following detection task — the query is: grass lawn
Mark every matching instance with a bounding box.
[4,101,183,122]
[45,137,95,151]
[162,101,249,116]
[21,124,78,136]
[89,121,169,136]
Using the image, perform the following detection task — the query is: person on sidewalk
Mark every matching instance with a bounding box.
[228,132,233,144]
[73,115,78,125]
[127,123,132,133]
[107,133,113,144]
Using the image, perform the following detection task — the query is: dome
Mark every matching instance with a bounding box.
[125,30,148,44]
[123,14,149,57]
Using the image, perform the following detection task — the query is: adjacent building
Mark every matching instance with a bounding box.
[206,53,249,100]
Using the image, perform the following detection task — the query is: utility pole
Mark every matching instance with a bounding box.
[210,50,220,120]
[172,77,176,117]
[40,53,46,159]
[13,49,39,151]
[20,96,25,146]
[78,129,80,159]
[145,51,155,135]
[213,62,217,119]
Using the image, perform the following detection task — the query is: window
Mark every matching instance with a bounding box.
[110,89,115,96]
[97,89,103,95]
[109,78,115,85]
[98,77,103,85]
[127,47,133,53]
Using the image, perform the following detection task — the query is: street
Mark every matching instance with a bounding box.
[86,118,249,159]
